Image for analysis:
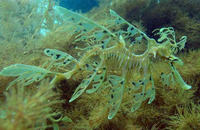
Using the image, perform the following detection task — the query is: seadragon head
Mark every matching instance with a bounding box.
[151,27,191,90]
[152,27,187,66]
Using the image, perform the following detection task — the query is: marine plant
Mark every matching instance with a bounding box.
[168,103,200,129]
[0,6,192,120]
[0,79,66,129]
[0,0,59,70]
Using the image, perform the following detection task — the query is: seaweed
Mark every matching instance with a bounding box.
[0,79,69,129]
[168,103,200,129]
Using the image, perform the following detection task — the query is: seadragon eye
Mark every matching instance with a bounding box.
[165,55,184,66]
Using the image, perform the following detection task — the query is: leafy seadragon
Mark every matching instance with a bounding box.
[0,6,191,119]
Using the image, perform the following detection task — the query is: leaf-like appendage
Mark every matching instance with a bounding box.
[125,76,155,112]
[55,6,117,49]
[43,48,77,69]
[0,64,54,90]
[86,66,106,93]
[69,60,104,102]
[153,27,187,54]
[106,75,124,119]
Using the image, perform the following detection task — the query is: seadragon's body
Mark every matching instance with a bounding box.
[0,6,191,119]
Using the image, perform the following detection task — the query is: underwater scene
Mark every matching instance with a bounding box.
[0,0,200,129]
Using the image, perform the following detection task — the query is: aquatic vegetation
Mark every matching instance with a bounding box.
[0,0,52,46]
[0,80,63,129]
[168,103,200,129]
[0,0,60,70]
[0,6,192,120]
